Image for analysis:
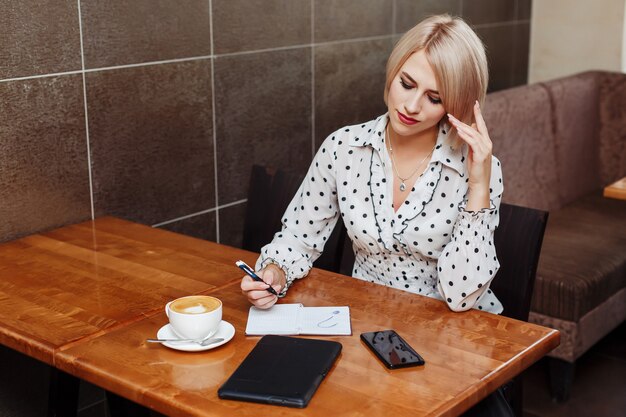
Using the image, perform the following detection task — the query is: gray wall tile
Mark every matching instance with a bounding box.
[87,61,214,225]
[158,211,217,242]
[395,0,462,33]
[213,0,310,54]
[315,0,393,42]
[214,48,312,204]
[80,0,211,68]
[517,0,532,20]
[315,39,391,147]
[462,0,517,25]
[0,75,91,243]
[218,203,247,248]
[0,0,81,79]
[512,23,530,87]
[476,24,515,92]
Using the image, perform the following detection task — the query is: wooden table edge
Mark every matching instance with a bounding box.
[430,328,560,417]
[603,177,626,200]
[0,327,57,365]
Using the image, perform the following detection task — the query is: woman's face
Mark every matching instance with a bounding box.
[387,49,446,141]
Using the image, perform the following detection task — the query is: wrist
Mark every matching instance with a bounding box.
[465,187,490,212]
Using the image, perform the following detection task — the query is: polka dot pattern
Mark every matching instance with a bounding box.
[257,114,504,314]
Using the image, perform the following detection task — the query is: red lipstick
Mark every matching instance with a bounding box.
[397,111,418,125]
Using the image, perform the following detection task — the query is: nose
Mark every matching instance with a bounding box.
[404,92,424,114]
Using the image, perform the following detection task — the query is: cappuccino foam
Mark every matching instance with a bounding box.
[170,296,221,314]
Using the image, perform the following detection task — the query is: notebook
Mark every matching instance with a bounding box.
[218,335,342,408]
[245,303,352,336]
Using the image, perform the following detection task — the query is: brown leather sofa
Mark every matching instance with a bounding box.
[484,71,626,400]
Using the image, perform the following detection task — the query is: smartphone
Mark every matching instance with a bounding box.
[360,330,425,369]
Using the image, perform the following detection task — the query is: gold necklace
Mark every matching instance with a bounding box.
[386,123,435,192]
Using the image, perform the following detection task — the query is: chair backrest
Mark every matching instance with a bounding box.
[242,165,347,273]
[490,202,549,322]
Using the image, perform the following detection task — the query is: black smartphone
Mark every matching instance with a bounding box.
[360,330,425,369]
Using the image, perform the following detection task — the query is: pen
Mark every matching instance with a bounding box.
[236,260,279,296]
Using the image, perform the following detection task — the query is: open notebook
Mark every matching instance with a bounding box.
[245,303,351,336]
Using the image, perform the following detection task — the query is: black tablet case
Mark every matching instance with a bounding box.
[218,335,342,408]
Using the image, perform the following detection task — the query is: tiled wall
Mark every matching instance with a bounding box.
[0,0,531,249]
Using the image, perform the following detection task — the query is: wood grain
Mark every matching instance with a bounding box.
[603,177,626,200]
[1,217,559,415]
[56,268,559,417]
[0,217,252,363]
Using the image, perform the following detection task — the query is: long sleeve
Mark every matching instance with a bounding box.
[437,156,504,312]
[255,136,341,292]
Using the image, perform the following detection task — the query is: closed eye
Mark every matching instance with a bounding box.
[399,75,442,105]
[428,96,442,105]
[399,78,413,90]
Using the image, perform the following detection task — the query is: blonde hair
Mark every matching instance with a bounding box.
[384,15,488,146]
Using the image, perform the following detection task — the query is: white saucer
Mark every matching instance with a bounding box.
[156,320,235,352]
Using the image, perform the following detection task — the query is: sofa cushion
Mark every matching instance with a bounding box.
[532,192,626,322]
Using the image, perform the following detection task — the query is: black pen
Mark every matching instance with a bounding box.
[236,260,279,296]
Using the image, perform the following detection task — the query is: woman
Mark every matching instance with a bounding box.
[241,14,503,316]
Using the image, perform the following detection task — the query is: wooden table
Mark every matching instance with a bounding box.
[0,217,254,364]
[604,177,626,200]
[0,218,560,417]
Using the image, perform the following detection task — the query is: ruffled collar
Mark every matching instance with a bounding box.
[359,113,467,255]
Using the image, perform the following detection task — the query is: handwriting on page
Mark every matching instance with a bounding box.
[300,307,351,335]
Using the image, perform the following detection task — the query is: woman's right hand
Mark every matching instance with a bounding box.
[240,264,286,309]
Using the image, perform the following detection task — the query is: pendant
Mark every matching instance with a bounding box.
[399,182,406,192]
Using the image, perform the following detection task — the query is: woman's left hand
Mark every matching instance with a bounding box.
[447,101,492,211]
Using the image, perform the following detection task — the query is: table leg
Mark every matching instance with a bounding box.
[549,357,575,402]
[106,391,150,417]
[47,369,79,417]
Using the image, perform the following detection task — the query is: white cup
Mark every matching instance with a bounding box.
[165,295,222,340]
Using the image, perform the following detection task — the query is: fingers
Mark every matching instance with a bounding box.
[240,266,286,309]
[255,294,278,309]
[240,273,279,309]
[473,101,489,137]
[259,268,279,286]
[447,113,481,148]
[240,275,271,292]
[447,111,492,160]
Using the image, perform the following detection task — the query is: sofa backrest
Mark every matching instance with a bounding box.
[540,72,601,207]
[485,83,561,211]
[597,71,626,186]
[485,71,626,211]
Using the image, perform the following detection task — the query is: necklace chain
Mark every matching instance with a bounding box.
[386,123,435,192]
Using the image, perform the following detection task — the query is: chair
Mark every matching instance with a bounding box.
[490,202,550,416]
[491,203,549,321]
[242,165,347,273]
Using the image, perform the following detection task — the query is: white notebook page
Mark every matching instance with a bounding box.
[245,304,302,335]
[245,304,351,336]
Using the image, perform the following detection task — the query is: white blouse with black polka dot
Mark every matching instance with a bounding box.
[257,114,504,314]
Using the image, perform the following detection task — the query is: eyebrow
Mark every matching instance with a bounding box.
[401,72,439,95]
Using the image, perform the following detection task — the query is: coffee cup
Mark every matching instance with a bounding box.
[165,295,222,340]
